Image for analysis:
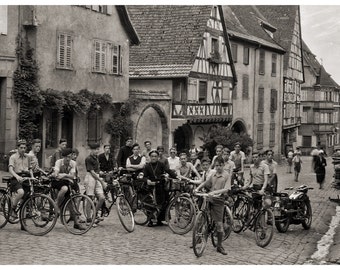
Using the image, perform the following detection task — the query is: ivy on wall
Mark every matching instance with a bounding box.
[13,34,138,146]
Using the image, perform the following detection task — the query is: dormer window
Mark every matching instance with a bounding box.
[261,21,276,39]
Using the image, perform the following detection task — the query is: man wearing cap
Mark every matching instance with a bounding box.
[84,143,107,224]
[98,144,115,173]
[50,138,67,168]
[8,139,33,221]
[116,137,133,170]
[143,149,177,227]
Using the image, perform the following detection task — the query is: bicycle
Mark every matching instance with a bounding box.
[165,177,196,235]
[0,175,58,236]
[231,187,275,247]
[96,172,135,233]
[49,177,96,235]
[192,192,232,257]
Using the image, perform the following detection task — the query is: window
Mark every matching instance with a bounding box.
[57,33,73,69]
[258,87,264,112]
[271,54,277,76]
[0,6,8,35]
[257,124,263,149]
[270,89,277,112]
[173,80,186,102]
[243,47,249,65]
[302,136,312,147]
[45,110,58,148]
[92,40,122,75]
[88,110,102,144]
[269,123,275,147]
[93,40,106,73]
[110,44,122,75]
[231,44,238,63]
[199,81,207,103]
[259,49,265,75]
[222,80,231,102]
[242,75,249,99]
[211,38,219,54]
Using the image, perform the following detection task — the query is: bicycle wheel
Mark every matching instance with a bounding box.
[0,190,10,228]
[232,195,250,233]
[166,196,196,235]
[192,211,209,257]
[61,194,96,235]
[116,195,135,233]
[133,196,149,226]
[20,194,58,236]
[254,208,274,248]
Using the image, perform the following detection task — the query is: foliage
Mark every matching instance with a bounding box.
[13,35,44,143]
[201,124,253,159]
[105,98,140,141]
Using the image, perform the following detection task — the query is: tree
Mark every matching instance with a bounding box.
[201,124,253,159]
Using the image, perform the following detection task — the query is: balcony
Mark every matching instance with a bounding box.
[172,102,232,121]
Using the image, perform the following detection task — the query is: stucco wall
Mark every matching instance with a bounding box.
[33,5,130,101]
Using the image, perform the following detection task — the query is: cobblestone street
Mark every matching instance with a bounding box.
[1,156,340,265]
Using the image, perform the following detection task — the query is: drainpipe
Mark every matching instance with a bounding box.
[253,45,260,147]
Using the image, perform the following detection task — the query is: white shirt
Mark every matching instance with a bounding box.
[167,156,180,170]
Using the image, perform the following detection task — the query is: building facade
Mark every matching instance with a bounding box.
[0,5,139,169]
[222,6,285,157]
[299,40,340,155]
[128,6,236,153]
[257,6,304,155]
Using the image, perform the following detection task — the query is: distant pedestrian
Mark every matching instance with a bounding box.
[314,150,327,189]
[292,152,302,182]
[311,148,319,173]
[287,149,294,173]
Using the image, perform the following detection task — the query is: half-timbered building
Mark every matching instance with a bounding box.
[128,5,236,152]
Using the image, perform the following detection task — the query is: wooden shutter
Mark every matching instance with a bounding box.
[242,74,249,99]
[270,89,277,112]
[58,33,65,67]
[231,44,237,62]
[222,80,230,102]
[259,49,265,74]
[106,5,112,15]
[112,45,118,74]
[269,123,275,147]
[272,53,277,76]
[243,47,249,65]
[258,87,264,112]
[119,46,123,75]
[199,81,207,102]
[88,110,102,144]
[94,41,101,71]
[101,42,106,72]
[66,35,72,68]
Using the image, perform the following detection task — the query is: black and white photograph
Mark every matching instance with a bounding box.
[0,1,340,265]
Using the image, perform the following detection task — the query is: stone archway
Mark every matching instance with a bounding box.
[135,104,169,150]
[231,119,247,134]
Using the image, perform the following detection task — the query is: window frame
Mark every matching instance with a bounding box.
[57,32,73,70]
[231,43,238,63]
[259,49,265,75]
[271,53,277,77]
[243,46,249,65]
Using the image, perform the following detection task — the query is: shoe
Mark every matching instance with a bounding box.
[147,221,153,227]
[86,218,93,223]
[73,223,87,230]
[92,223,98,228]
[96,215,104,222]
[21,225,26,231]
[157,221,164,226]
[217,246,228,255]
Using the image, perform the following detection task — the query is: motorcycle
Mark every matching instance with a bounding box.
[272,184,313,233]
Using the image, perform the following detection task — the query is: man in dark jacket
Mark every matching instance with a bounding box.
[98,144,115,173]
[143,149,177,227]
[116,137,133,169]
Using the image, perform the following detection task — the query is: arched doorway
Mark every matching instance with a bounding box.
[174,124,192,153]
[135,104,168,150]
[231,119,247,134]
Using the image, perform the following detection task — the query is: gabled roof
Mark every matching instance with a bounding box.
[222,6,285,53]
[302,39,339,88]
[256,5,300,71]
[116,6,140,45]
[127,5,212,70]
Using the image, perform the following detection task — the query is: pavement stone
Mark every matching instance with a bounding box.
[0,156,340,264]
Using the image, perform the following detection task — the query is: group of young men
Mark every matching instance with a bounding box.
[7,137,278,255]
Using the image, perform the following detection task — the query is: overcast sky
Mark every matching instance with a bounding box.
[300,5,340,85]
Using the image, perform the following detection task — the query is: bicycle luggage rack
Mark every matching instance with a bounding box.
[2,176,11,183]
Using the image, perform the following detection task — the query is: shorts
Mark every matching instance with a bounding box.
[210,197,225,223]
[294,163,301,173]
[84,173,104,196]
[51,179,79,194]
[10,178,29,193]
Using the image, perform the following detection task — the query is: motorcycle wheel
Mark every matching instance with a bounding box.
[301,200,312,230]
[275,211,290,233]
